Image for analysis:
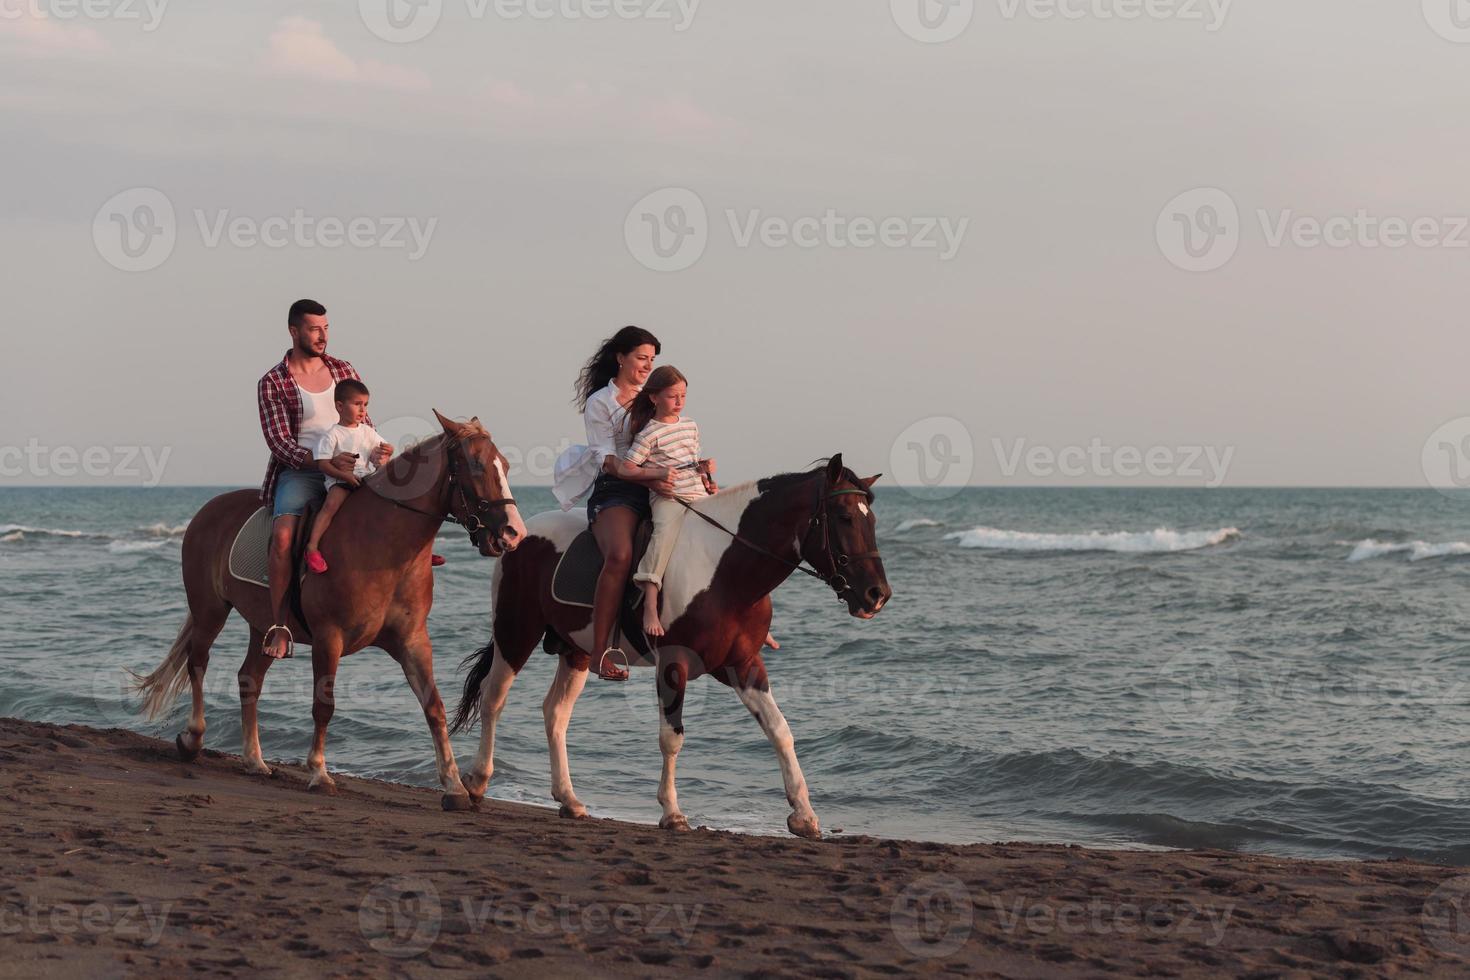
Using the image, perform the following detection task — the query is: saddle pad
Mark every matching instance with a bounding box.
[228,507,273,588]
[551,530,602,608]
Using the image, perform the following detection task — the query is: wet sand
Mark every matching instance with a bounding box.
[0,717,1466,978]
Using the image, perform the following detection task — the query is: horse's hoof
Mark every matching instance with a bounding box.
[659,814,692,832]
[175,733,201,763]
[307,779,338,796]
[787,813,821,840]
[558,804,590,820]
[244,763,274,777]
[460,773,487,801]
[442,793,477,812]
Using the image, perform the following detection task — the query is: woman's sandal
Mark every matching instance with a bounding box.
[262,625,294,660]
[595,648,629,682]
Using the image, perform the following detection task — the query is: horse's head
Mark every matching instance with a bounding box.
[800,454,892,620]
[433,410,528,557]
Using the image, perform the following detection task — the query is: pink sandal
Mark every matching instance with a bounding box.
[306,551,328,574]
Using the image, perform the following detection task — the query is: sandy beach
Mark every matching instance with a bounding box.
[0,718,1464,978]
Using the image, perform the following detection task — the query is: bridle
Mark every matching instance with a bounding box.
[366,437,516,550]
[675,472,882,603]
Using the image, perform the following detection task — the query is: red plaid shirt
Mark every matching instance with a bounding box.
[257,351,369,503]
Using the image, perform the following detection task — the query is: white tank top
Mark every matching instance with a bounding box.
[296,381,339,452]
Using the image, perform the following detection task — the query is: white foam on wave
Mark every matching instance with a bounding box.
[944,526,1242,554]
[1,531,22,543]
[0,523,87,539]
[894,518,944,533]
[1347,539,1470,563]
[108,539,170,554]
[139,522,189,538]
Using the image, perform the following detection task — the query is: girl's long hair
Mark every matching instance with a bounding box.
[627,365,688,443]
[574,326,662,411]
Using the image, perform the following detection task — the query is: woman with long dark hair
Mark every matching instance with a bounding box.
[553,326,675,680]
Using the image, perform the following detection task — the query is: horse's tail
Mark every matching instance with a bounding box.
[449,641,496,735]
[128,614,195,721]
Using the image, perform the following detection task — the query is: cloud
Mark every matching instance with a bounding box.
[264,16,430,92]
[0,9,109,57]
[475,78,737,144]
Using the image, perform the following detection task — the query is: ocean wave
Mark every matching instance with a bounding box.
[0,524,93,540]
[107,539,170,554]
[944,526,1241,554]
[893,518,944,533]
[1346,539,1470,563]
[139,522,189,538]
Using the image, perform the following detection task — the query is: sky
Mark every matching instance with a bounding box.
[2,0,1469,489]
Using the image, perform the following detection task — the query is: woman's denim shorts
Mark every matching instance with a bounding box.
[586,474,652,525]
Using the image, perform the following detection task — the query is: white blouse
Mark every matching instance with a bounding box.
[552,379,638,510]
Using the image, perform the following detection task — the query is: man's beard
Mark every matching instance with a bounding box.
[296,340,325,359]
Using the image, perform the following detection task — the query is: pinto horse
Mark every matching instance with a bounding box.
[450,455,891,838]
[132,412,527,809]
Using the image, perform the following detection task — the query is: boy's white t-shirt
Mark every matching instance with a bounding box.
[315,423,385,488]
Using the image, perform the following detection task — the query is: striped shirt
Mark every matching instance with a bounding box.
[625,418,705,501]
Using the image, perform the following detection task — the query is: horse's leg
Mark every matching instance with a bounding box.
[237,627,275,775]
[462,651,517,802]
[175,603,229,762]
[306,632,344,794]
[544,654,591,819]
[728,659,821,839]
[655,654,692,832]
[394,631,473,811]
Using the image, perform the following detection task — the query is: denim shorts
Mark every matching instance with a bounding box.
[273,467,327,518]
[586,474,651,525]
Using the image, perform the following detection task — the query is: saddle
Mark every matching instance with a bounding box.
[549,520,656,660]
[227,505,317,644]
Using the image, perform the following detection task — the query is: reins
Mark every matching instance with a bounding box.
[673,472,879,603]
[364,438,516,550]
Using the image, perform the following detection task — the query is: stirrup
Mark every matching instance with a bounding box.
[595,647,629,682]
[262,625,294,660]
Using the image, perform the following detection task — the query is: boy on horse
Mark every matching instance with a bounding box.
[303,379,387,574]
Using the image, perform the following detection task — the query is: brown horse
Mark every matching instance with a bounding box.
[450,455,891,838]
[133,412,526,809]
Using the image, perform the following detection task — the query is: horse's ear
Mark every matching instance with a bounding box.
[825,454,844,484]
[860,474,881,489]
[433,409,464,437]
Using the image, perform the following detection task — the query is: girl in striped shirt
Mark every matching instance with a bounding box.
[624,366,718,637]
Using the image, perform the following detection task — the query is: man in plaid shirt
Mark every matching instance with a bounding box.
[257,299,391,660]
